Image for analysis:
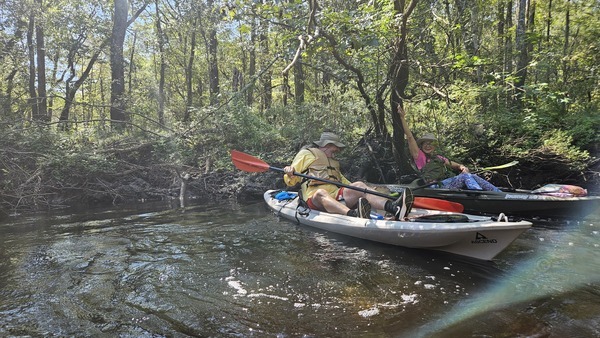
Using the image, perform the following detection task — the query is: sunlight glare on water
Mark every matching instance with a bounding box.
[413,214,600,337]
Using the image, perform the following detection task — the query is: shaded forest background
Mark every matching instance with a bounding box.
[1,0,598,215]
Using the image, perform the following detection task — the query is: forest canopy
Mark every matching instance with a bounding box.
[1,0,598,212]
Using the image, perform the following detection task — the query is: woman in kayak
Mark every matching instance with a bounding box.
[398,105,501,191]
[283,131,413,220]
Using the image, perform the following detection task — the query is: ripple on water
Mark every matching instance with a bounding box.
[1,202,598,337]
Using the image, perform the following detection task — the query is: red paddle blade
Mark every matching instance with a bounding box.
[231,150,271,172]
[414,197,464,213]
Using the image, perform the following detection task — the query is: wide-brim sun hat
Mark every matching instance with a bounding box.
[416,133,438,147]
[314,132,346,148]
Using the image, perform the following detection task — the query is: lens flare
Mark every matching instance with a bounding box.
[411,217,600,337]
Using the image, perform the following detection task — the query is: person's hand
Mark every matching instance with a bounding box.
[397,104,406,119]
[283,166,295,177]
[459,165,469,173]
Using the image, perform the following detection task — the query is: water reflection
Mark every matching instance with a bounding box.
[0,200,598,337]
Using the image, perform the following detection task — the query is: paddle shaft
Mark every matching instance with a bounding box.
[271,166,397,200]
[474,160,519,173]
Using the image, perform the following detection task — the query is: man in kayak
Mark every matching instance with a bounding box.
[398,105,501,191]
[283,131,413,220]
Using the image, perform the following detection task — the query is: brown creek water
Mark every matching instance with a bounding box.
[0,199,598,337]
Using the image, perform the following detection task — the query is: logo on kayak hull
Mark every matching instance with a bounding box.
[471,232,498,244]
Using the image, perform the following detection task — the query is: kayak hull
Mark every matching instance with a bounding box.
[380,185,600,219]
[264,190,531,260]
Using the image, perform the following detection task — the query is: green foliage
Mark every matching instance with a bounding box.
[2,0,599,209]
[218,104,285,153]
[44,150,116,183]
[400,75,596,171]
[540,130,589,165]
[567,108,600,148]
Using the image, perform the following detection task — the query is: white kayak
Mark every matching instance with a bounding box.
[264,190,532,260]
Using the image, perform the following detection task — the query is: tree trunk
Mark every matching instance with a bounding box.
[282,72,289,106]
[497,1,505,47]
[528,0,536,83]
[504,1,514,77]
[467,1,483,83]
[48,50,59,120]
[2,70,17,117]
[500,0,514,105]
[27,13,38,121]
[443,0,458,65]
[110,0,128,129]
[321,68,330,104]
[35,0,47,122]
[561,0,570,112]
[562,0,570,86]
[497,0,505,88]
[389,0,418,173]
[294,54,304,105]
[259,4,272,112]
[184,21,196,122]
[247,20,256,106]
[546,0,552,42]
[60,0,147,128]
[207,0,219,106]
[155,0,166,125]
[259,32,272,111]
[208,29,219,106]
[513,0,528,108]
[321,30,383,137]
[232,67,242,92]
[59,48,104,129]
[128,30,137,95]
[0,22,25,118]
[543,0,552,84]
